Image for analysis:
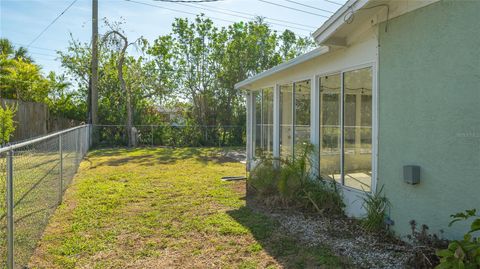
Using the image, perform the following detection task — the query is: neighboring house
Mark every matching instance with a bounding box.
[236,0,480,239]
[156,106,185,125]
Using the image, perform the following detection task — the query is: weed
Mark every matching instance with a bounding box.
[361,185,391,232]
[249,143,345,215]
[406,220,449,268]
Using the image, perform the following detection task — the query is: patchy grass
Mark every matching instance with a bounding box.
[30,147,347,268]
[0,149,81,267]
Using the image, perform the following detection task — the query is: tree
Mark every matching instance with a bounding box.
[53,17,315,146]
[0,38,34,63]
[145,15,316,145]
[0,39,50,102]
[103,29,136,146]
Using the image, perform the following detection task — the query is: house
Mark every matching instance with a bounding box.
[156,105,185,125]
[235,0,480,239]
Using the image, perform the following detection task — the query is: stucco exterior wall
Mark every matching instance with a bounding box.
[378,0,480,239]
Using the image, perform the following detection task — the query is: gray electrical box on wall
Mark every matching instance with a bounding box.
[404,165,421,185]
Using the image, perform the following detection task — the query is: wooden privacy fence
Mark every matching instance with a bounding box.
[0,99,81,142]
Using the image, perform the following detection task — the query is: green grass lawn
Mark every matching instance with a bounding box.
[0,148,81,267]
[30,147,346,268]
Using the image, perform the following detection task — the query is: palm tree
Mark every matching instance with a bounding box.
[0,38,34,62]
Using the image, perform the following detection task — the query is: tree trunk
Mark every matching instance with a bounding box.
[104,30,133,147]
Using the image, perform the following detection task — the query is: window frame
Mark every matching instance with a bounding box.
[252,86,275,159]
[315,62,377,193]
[278,79,312,160]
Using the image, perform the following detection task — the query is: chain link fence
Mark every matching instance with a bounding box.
[0,125,91,269]
[94,124,246,148]
[0,123,245,268]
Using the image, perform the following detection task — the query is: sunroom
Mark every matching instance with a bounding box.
[235,0,383,216]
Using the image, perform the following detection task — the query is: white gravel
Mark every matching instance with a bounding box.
[264,211,414,269]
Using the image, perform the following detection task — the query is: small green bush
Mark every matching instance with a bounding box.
[0,103,16,145]
[436,209,480,269]
[248,157,280,197]
[361,185,391,232]
[298,179,344,215]
[248,143,344,215]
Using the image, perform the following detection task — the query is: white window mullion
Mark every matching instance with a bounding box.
[260,89,264,151]
[246,92,252,164]
[273,84,280,159]
[311,76,320,177]
[292,82,296,159]
[340,72,345,186]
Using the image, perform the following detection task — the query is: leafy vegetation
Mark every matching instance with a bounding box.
[406,220,449,268]
[0,38,82,121]
[29,147,345,268]
[0,102,16,145]
[361,185,391,232]
[248,144,344,215]
[436,209,480,269]
[1,15,315,144]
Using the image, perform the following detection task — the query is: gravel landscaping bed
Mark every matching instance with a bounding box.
[250,201,415,269]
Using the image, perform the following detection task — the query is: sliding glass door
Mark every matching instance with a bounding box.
[319,67,373,191]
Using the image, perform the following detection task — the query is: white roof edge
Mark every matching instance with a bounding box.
[234,46,330,90]
[312,0,370,44]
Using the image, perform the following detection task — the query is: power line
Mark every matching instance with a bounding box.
[193,3,315,29]
[160,1,314,32]
[29,51,58,58]
[33,57,59,62]
[155,0,223,2]
[283,0,334,14]
[27,0,79,47]
[125,0,310,37]
[125,0,237,24]
[325,0,344,6]
[12,42,58,52]
[258,0,330,18]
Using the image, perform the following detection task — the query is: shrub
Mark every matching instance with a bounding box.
[298,178,344,215]
[361,185,391,232]
[248,157,280,197]
[0,103,16,145]
[436,209,480,269]
[248,143,344,215]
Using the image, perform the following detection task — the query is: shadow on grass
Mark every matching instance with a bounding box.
[227,206,350,269]
[89,147,241,168]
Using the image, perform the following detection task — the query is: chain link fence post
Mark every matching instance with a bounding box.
[151,125,154,147]
[58,134,63,205]
[6,150,14,269]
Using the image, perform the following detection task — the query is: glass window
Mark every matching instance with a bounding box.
[262,88,274,155]
[280,84,293,159]
[294,80,311,152]
[254,91,262,157]
[318,67,373,191]
[343,67,372,191]
[252,88,274,158]
[319,74,341,182]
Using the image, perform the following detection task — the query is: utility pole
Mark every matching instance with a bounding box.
[91,0,98,126]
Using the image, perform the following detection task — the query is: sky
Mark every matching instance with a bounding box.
[0,0,346,76]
